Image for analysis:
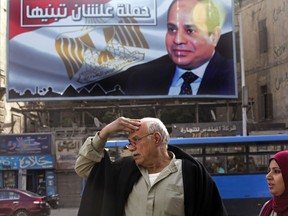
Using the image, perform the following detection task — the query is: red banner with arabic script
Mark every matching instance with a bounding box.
[10,0,111,39]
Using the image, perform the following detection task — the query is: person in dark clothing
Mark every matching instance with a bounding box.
[124,0,235,96]
[75,116,227,216]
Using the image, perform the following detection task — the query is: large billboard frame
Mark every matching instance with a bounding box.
[7,0,237,101]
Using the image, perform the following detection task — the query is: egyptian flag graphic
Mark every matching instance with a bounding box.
[8,0,169,100]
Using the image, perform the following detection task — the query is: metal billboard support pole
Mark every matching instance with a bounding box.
[239,11,247,136]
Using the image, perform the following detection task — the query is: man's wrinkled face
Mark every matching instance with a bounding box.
[127,122,155,167]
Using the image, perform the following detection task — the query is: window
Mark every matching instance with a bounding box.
[8,192,20,200]
[235,31,240,63]
[206,156,226,174]
[259,85,273,120]
[0,191,9,200]
[0,191,20,200]
[258,19,268,53]
[249,143,282,152]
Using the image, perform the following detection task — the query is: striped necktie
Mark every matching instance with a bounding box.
[179,71,198,95]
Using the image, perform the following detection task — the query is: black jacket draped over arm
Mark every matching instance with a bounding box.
[78,145,227,216]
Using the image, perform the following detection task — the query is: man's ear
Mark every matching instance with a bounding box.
[210,26,221,46]
[154,132,162,145]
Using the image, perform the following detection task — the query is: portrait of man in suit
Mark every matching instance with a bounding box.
[124,0,236,97]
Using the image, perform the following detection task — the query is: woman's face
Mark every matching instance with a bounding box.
[266,159,286,197]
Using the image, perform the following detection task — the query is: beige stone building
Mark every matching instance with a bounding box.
[236,0,288,131]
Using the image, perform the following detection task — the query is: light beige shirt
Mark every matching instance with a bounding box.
[74,133,105,179]
[75,133,185,216]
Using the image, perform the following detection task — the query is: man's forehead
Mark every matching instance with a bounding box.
[169,2,207,24]
[128,120,146,136]
[170,0,199,13]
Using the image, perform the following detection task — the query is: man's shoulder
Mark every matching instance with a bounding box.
[127,54,173,72]
[211,51,234,68]
[206,51,235,81]
[137,54,171,66]
[168,145,200,165]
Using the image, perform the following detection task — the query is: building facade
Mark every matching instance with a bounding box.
[236,0,288,129]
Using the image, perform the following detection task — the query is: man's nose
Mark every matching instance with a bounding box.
[174,31,186,44]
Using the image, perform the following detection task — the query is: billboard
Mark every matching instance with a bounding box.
[7,0,237,101]
[0,133,52,155]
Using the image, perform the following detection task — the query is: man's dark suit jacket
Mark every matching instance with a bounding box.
[124,51,235,96]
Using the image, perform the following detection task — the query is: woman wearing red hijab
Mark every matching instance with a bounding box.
[260,150,288,216]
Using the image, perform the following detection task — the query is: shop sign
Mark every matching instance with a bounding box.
[171,122,242,138]
[0,155,54,170]
[0,133,52,155]
[55,138,83,169]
